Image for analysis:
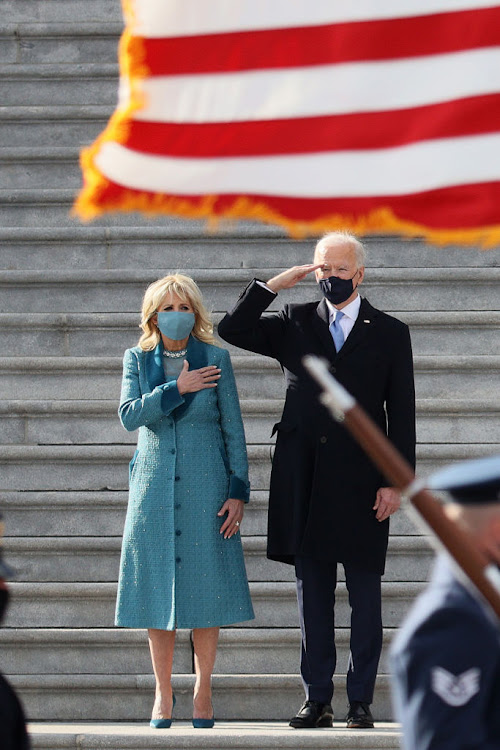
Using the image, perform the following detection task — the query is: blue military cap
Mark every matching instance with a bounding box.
[427,455,500,504]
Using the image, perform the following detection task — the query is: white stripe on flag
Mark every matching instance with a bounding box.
[130,47,500,124]
[95,133,500,196]
[131,0,500,37]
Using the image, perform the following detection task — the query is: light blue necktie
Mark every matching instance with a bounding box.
[329,311,345,351]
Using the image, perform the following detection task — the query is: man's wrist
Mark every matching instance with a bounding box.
[256,279,278,294]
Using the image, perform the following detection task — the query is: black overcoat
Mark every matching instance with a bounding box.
[218,280,416,574]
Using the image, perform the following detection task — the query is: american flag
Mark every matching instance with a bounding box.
[74,0,500,246]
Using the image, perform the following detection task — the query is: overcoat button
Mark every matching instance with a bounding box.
[320,436,327,444]
[175,476,180,481]
[171,449,176,454]
[176,557,181,563]
[176,529,182,536]
[330,367,336,374]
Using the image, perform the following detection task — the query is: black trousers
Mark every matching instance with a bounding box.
[295,555,383,705]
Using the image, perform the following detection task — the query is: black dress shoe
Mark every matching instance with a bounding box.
[346,701,374,728]
[289,700,334,728]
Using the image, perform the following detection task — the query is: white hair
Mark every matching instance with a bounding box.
[314,231,366,267]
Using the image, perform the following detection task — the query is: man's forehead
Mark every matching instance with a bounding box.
[314,241,355,260]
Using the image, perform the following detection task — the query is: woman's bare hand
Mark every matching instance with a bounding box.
[218,498,244,539]
[176,360,221,395]
[266,264,323,293]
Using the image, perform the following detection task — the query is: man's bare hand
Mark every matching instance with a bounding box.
[177,360,221,394]
[267,264,323,293]
[373,487,401,522]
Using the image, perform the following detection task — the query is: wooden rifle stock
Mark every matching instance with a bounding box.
[303,356,500,619]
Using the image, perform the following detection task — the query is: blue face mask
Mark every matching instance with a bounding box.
[157,311,195,341]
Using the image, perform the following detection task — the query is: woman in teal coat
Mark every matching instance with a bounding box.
[116,274,254,728]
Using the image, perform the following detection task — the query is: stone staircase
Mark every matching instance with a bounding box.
[2,3,500,749]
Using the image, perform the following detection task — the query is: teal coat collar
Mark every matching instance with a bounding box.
[145,336,210,391]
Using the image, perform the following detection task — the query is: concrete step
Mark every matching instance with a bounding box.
[0,627,396,677]
[0,106,109,148]
[3,535,433,583]
[0,443,496,492]
[0,489,421,539]
[4,581,424,629]
[1,398,498,446]
[0,355,499,400]
[1,310,499,356]
[0,23,122,65]
[3,1,123,24]
[1,147,86,190]
[10,673,395,723]
[0,443,271,492]
[0,188,286,228]
[1,63,118,106]
[1,226,499,269]
[28,722,402,750]
[1,267,500,313]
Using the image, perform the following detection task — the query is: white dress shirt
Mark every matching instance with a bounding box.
[326,294,361,341]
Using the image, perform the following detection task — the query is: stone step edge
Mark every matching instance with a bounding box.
[0,627,386,645]
[3,534,431,554]
[27,721,402,749]
[0,354,499,372]
[0,62,118,77]
[1,22,123,36]
[0,267,499,283]
[0,225,479,250]
[0,105,111,120]
[7,581,424,598]
[1,397,498,416]
[0,444,496,465]
[12,672,391,690]
[1,311,499,327]
[0,489,267,506]
[0,443,497,462]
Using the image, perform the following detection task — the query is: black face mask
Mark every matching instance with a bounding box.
[318,270,359,305]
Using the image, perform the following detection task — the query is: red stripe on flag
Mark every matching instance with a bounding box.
[123,94,500,157]
[94,180,500,230]
[132,7,500,76]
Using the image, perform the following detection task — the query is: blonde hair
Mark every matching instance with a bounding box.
[138,274,217,350]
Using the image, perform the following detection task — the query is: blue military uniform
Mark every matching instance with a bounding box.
[390,455,500,750]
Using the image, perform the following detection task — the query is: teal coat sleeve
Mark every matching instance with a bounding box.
[118,348,185,431]
[216,348,251,502]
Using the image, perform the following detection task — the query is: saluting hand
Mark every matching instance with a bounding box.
[176,360,221,395]
[373,487,401,522]
[266,263,323,293]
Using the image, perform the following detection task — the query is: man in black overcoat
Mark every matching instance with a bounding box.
[218,231,416,728]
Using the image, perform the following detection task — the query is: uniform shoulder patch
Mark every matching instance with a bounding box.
[431,666,480,706]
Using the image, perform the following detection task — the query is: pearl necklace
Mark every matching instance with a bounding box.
[163,347,187,359]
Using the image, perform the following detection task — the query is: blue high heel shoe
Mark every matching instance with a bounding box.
[192,703,215,729]
[150,693,176,729]
[192,717,215,729]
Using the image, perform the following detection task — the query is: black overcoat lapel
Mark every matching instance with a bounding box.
[310,298,338,359]
[336,298,378,362]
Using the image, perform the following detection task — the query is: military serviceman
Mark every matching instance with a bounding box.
[390,455,500,750]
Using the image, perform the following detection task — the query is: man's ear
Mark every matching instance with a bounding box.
[357,266,365,285]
